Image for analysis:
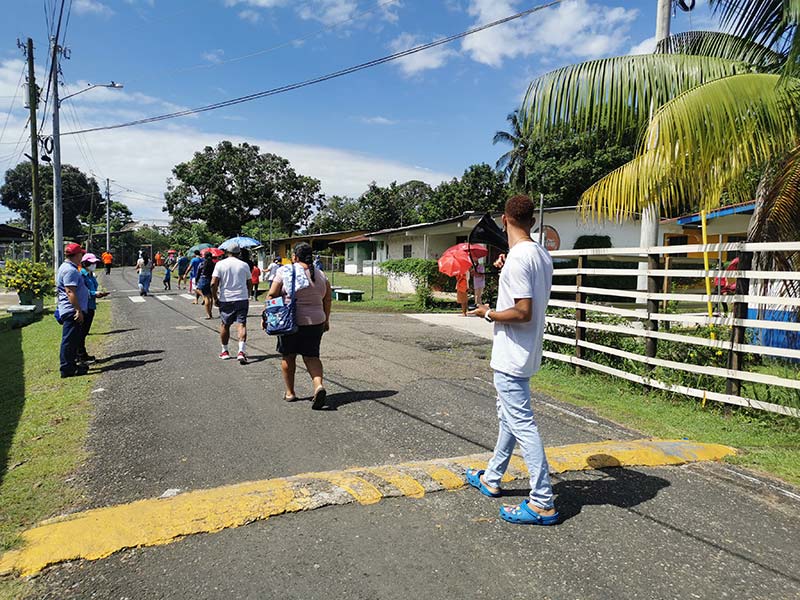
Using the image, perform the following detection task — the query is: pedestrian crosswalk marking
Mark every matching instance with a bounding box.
[128,296,146,303]
[179,294,194,300]
[0,439,736,578]
[155,295,173,301]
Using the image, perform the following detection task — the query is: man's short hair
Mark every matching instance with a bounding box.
[194,250,200,256]
[505,194,535,225]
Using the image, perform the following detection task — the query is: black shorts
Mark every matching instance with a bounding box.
[277,324,324,357]
[219,300,249,326]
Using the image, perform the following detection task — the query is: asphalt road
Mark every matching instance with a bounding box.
[32,268,800,599]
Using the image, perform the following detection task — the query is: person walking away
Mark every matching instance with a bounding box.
[473,261,486,305]
[187,250,203,301]
[101,250,113,275]
[211,243,252,364]
[57,243,90,378]
[266,257,281,289]
[456,272,469,316]
[163,264,172,290]
[136,253,153,296]
[466,194,558,526]
[176,253,190,290]
[197,251,215,319]
[251,263,261,300]
[78,253,108,362]
[267,242,332,409]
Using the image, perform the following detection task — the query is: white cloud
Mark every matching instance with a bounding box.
[224,0,288,7]
[224,0,401,27]
[73,0,114,16]
[201,49,225,65]
[297,0,358,26]
[360,116,397,125]
[461,0,638,67]
[388,33,458,76]
[238,9,261,23]
[628,36,656,55]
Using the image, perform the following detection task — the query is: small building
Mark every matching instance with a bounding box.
[0,224,33,262]
[660,201,753,258]
[327,234,376,275]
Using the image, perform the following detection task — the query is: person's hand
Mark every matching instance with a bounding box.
[323,320,330,332]
[468,304,490,318]
[74,310,84,324]
[493,254,506,269]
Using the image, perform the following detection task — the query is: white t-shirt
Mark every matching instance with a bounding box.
[490,241,553,378]
[267,262,281,281]
[211,257,251,302]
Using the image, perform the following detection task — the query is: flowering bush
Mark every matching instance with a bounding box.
[0,259,52,297]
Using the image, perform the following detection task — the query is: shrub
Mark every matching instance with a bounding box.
[0,259,52,297]
[381,258,452,307]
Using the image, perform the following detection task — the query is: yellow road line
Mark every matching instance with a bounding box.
[0,439,735,577]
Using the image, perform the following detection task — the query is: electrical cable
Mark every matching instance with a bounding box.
[64,0,563,136]
[0,62,26,147]
[39,0,67,137]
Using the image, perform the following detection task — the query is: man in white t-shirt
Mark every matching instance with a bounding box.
[466,195,558,526]
[211,243,253,364]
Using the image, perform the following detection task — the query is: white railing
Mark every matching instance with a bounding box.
[545,241,800,418]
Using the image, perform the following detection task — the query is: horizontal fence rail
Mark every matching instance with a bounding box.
[545,241,800,418]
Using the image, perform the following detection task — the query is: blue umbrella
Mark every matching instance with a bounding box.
[219,236,261,251]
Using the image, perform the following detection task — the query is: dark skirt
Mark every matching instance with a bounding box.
[277,323,325,357]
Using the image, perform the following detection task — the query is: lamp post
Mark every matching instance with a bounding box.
[50,79,123,276]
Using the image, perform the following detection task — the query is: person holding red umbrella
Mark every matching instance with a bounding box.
[438,242,487,316]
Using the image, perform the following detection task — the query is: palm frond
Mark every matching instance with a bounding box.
[492,131,517,146]
[521,54,753,141]
[656,30,784,71]
[579,73,800,219]
[748,147,800,243]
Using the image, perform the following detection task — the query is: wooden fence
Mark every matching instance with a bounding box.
[544,241,800,418]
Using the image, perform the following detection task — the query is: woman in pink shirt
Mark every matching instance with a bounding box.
[267,242,332,409]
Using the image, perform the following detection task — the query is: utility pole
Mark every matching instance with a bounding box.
[51,39,64,276]
[106,178,111,252]
[637,0,672,290]
[25,38,41,262]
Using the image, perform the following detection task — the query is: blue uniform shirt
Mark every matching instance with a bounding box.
[80,267,99,311]
[56,261,89,316]
[189,256,203,279]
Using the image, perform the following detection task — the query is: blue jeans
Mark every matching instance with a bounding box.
[138,273,152,294]
[60,316,83,376]
[483,370,554,509]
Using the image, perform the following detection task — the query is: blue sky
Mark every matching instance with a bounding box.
[0,0,717,222]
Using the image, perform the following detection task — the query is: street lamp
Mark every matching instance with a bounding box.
[51,80,123,277]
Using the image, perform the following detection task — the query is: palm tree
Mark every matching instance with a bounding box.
[493,109,529,193]
[517,0,800,256]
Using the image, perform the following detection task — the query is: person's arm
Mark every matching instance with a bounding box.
[246,277,253,295]
[469,298,531,323]
[211,276,220,306]
[266,278,283,299]
[65,286,84,323]
[322,280,332,331]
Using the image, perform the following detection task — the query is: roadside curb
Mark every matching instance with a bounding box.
[0,438,735,577]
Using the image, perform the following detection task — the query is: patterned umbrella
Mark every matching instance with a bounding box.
[219,236,261,251]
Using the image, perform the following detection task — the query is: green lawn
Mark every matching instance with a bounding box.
[0,303,110,599]
[328,273,419,313]
[533,362,800,486]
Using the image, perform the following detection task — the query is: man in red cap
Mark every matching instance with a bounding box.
[56,242,90,378]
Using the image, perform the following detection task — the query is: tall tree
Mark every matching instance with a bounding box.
[419,164,508,222]
[164,141,324,237]
[493,109,529,192]
[309,195,362,233]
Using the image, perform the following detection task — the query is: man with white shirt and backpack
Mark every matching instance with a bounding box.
[465,195,558,526]
[211,243,253,364]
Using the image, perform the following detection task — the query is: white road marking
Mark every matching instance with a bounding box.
[129,296,146,303]
[719,467,800,502]
[91,388,105,394]
[175,326,199,330]
[155,295,173,301]
[179,294,194,300]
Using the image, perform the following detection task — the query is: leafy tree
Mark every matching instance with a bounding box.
[163,141,324,238]
[309,195,362,233]
[168,221,224,251]
[419,164,508,222]
[493,109,529,192]
[0,161,105,239]
[357,182,403,231]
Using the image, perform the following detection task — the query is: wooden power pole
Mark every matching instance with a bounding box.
[25,37,41,262]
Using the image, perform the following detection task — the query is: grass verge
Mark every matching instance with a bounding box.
[0,303,110,599]
[533,362,800,487]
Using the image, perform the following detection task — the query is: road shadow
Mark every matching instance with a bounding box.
[244,354,280,364]
[0,325,23,485]
[92,358,163,373]
[501,456,671,524]
[92,328,138,335]
[93,349,164,364]
[317,389,398,411]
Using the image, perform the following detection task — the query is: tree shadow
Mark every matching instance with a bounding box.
[316,389,399,411]
[92,357,163,373]
[0,326,23,485]
[93,349,164,364]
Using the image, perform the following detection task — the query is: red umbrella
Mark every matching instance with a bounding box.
[437,243,487,277]
[208,247,225,258]
[167,249,177,254]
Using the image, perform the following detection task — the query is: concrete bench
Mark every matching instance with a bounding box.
[333,288,364,302]
[6,305,37,327]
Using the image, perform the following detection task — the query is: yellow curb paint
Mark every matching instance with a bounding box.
[0,439,735,577]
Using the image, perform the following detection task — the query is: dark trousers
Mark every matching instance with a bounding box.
[78,309,96,358]
[252,283,259,299]
[105,264,111,275]
[60,317,83,376]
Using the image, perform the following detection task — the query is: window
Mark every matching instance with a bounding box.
[347,246,354,261]
[403,244,412,258]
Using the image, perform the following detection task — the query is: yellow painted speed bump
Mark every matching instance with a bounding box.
[0,439,734,577]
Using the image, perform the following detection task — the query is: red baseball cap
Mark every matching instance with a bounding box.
[65,242,85,256]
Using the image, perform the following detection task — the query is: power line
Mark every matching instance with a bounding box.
[64,0,563,136]
[0,61,26,147]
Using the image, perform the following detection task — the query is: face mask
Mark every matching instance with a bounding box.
[87,264,97,272]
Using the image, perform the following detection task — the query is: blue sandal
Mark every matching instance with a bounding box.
[499,500,559,526]
[465,469,501,498]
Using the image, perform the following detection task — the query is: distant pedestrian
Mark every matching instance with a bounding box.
[197,252,215,319]
[101,250,113,275]
[211,243,252,364]
[314,254,323,271]
[456,272,469,316]
[466,194,558,526]
[56,243,89,378]
[187,250,203,301]
[266,257,281,288]
[267,242,332,409]
[472,261,485,305]
[163,265,172,290]
[251,263,261,300]
[176,253,189,290]
[78,253,108,362]
[136,252,153,296]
